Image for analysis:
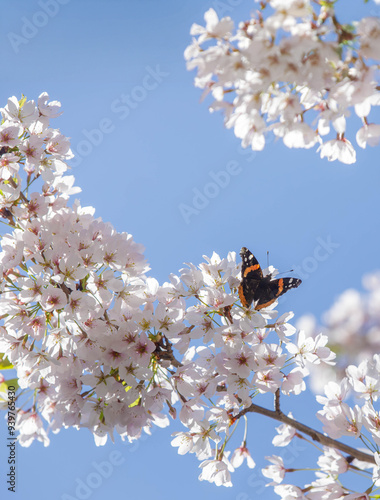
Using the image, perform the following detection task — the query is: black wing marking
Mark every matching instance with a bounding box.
[239,247,302,310]
[254,277,302,310]
[238,247,263,308]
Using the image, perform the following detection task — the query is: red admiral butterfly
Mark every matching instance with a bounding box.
[238,247,302,310]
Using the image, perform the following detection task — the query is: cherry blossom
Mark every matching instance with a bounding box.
[198,456,234,487]
[185,3,380,164]
[272,415,296,447]
[262,455,286,485]
[1,87,380,496]
[230,443,256,469]
[298,272,380,392]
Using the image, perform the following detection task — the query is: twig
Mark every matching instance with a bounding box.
[154,335,183,368]
[236,402,376,465]
[9,178,29,204]
[275,388,281,413]
[0,208,15,226]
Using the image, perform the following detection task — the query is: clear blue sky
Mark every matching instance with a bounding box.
[1,1,380,499]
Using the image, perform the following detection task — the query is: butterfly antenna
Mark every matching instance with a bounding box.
[266,250,269,268]
[277,269,295,275]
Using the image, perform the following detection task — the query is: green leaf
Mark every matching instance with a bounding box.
[19,95,27,108]
[0,354,13,370]
[124,385,140,407]
[129,397,140,408]
[341,23,355,34]
[4,378,19,390]
[0,378,19,396]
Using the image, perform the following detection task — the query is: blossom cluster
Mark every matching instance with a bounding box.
[1,94,380,495]
[185,1,380,164]
[297,271,380,394]
[167,256,339,486]
[0,94,151,446]
[0,93,79,207]
[0,94,331,483]
[264,353,380,500]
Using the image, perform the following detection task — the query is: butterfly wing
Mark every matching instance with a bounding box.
[238,247,263,308]
[254,277,302,310]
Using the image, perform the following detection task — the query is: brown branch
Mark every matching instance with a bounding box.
[154,335,183,369]
[236,402,375,465]
[9,177,28,204]
[0,208,15,226]
[275,388,281,413]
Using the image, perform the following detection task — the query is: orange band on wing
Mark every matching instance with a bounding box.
[243,264,260,277]
[255,278,284,310]
[255,298,276,310]
[238,284,248,308]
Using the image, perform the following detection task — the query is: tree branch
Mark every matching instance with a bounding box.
[236,402,376,465]
[275,388,281,413]
[154,335,183,368]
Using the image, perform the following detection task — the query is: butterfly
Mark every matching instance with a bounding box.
[238,247,302,310]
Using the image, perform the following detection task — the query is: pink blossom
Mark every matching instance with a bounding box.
[356,123,380,149]
[318,138,356,164]
[38,92,63,118]
[40,285,67,311]
[1,96,38,126]
[230,444,256,469]
[272,415,296,447]
[0,121,22,147]
[198,456,234,487]
[262,455,286,485]
[16,411,50,447]
[190,8,234,43]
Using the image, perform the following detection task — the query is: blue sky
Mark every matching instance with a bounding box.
[1,1,380,499]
